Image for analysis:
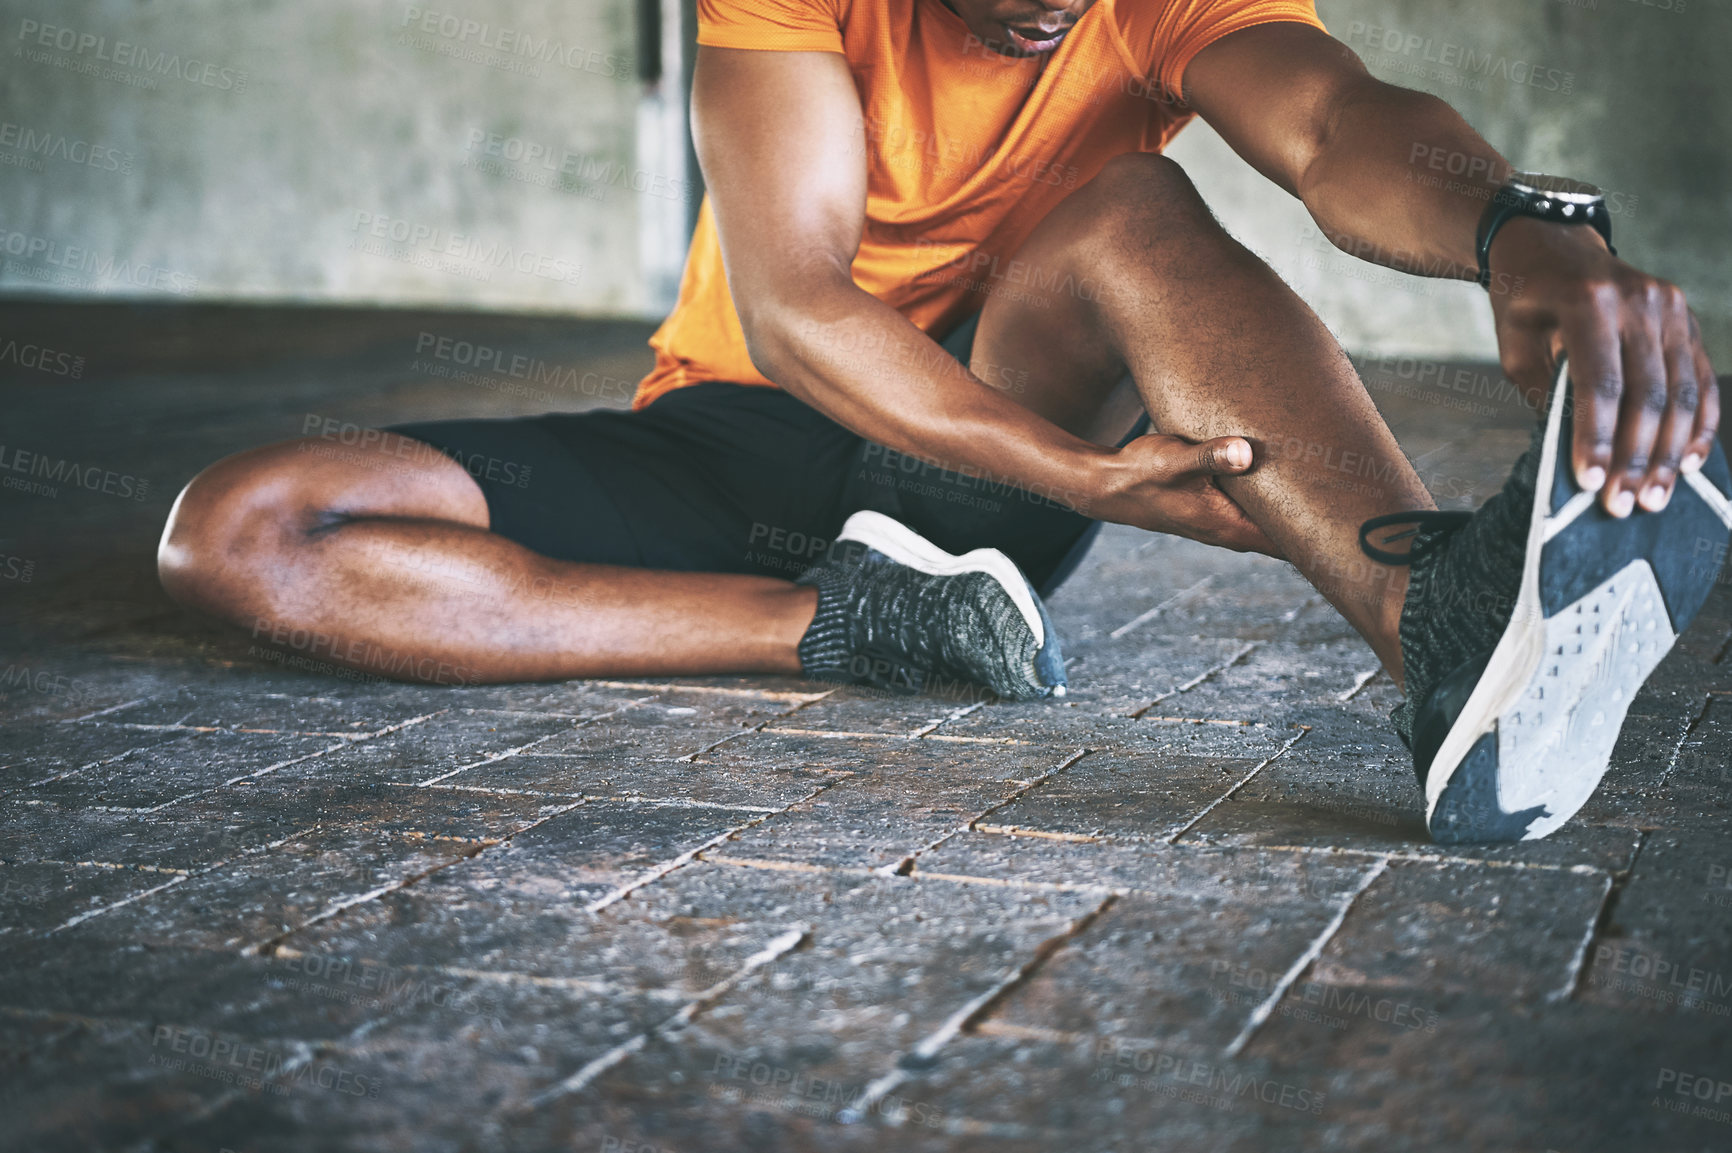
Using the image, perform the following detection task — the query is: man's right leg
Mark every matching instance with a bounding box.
[157,432,817,684]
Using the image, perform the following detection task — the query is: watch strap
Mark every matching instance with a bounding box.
[1476,181,1615,289]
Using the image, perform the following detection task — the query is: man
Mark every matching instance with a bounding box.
[158,0,1731,844]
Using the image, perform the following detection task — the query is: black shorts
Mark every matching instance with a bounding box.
[388,315,1139,596]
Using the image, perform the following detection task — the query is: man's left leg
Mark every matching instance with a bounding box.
[964,152,1433,682]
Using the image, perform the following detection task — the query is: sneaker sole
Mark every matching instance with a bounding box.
[1424,360,1732,843]
[834,510,1067,695]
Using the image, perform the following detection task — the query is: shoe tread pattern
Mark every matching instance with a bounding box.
[1429,732,1548,844]
[1542,440,1732,631]
[1491,560,1673,839]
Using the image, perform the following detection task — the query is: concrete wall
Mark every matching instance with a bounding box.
[0,0,690,317]
[0,0,1726,358]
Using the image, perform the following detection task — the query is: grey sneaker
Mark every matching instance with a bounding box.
[1364,358,1732,843]
[796,510,1067,702]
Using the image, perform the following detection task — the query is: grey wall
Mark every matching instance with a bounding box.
[0,0,690,317]
[0,0,1727,358]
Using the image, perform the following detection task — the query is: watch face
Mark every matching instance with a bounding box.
[1509,172,1604,203]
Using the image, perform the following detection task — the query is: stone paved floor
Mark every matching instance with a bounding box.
[2,303,1730,1152]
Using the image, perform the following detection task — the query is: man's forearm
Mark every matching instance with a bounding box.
[748,277,1116,516]
[1298,79,1520,282]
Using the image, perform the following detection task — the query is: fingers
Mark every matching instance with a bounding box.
[1113,435,1276,553]
[1199,483,1283,557]
[1605,287,1672,517]
[1190,436,1254,477]
[1131,433,1255,482]
[1637,291,1701,511]
[1491,230,1708,513]
[1223,521,1284,558]
[1683,313,1722,474]
[1555,295,1621,502]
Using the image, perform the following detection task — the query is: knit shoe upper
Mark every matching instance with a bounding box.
[1382,417,1542,755]
[795,511,1066,702]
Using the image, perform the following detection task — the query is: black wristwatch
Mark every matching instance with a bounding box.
[1475,172,1615,288]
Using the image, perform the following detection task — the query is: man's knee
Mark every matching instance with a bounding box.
[156,442,319,611]
[1094,151,1189,190]
[157,433,482,612]
[1074,153,1213,244]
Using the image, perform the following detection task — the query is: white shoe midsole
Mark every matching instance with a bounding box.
[1494,560,1673,838]
[1424,361,1569,818]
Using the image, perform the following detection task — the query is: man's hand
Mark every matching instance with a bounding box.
[1489,218,1721,516]
[1091,434,1280,555]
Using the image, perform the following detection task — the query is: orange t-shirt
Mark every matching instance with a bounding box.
[634,0,1325,409]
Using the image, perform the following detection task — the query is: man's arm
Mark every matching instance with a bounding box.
[1184,22,1719,517]
[691,45,1274,552]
